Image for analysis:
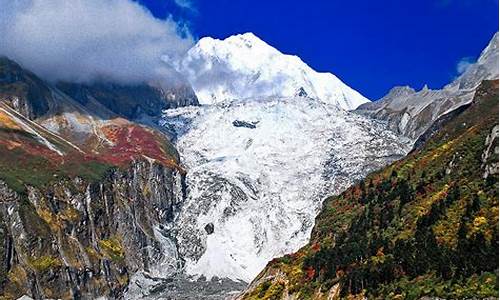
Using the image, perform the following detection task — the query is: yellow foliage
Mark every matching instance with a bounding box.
[60,207,80,222]
[473,216,488,228]
[29,255,61,273]
[99,237,125,262]
[0,111,22,130]
[432,197,465,248]
[7,265,27,287]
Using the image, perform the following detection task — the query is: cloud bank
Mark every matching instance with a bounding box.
[456,56,475,74]
[0,0,194,85]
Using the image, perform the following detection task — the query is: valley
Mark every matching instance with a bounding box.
[0,29,497,300]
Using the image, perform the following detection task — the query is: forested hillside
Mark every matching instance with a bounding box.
[241,80,499,299]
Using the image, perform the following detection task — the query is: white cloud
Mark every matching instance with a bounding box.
[456,56,475,74]
[0,0,195,85]
[174,0,193,9]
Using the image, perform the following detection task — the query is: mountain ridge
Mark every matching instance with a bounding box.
[176,32,369,110]
[0,56,193,299]
[0,30,497,300]
[239,79,499,300]
[356,32,499,139]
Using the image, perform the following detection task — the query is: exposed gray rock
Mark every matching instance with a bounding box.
[482,124,499,178]
[232,120,257,129]
[0,159,185,299]
[0,57,53,120]
[295,87,308,97]
[356,32,499,140]
[412,102,471,151]
[125,272,246,300]
[204,223,215,235]
[57,81,199,120]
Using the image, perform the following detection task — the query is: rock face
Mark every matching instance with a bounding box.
[238,80,499,300]
[0,57,53,119]
[0,56,192,299]
[57,81,199,121]
[232,120,257,129]
[0,161,184,299]
[356,32,499,139]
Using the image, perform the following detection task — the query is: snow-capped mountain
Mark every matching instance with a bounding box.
[128,32,498,297]
[159,96,410,283]
[128,33,411,288]
[357,32,499,139]
[175,33,369,110]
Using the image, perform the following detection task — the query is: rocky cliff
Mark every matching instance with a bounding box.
[56,81,199,121]
[0,56,192,299]
[0,161,185,299]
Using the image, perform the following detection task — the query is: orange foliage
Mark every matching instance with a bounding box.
[305,266,315,280]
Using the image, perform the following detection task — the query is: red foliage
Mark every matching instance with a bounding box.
[311,242,321,252]
[352,185,362,199]
[0,103,186,188]
[305,266,315,280]
[97,124,183,172]
[0,131,65,165]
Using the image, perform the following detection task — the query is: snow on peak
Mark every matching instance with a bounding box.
[478,32,498,65]
[223,32,273,49]
[176,32,369,110]
[384,86,416,99]
[445,32,498,91]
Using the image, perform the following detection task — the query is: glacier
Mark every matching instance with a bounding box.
[127,33,412,299]
[160,95,411,282]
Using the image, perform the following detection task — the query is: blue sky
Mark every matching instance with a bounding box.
[138,0,498,100]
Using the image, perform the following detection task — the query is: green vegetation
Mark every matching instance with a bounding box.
[243,80,499,299]
[246,280,286,300]
[0,138,112,193]
[0,145,54,192]
[376,272,498,299]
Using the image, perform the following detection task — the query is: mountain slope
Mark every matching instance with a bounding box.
[239,80,499,300]
[0,57,189,299]
[176,33,369,110]
[356,32,498,139]
[56,81,199,121]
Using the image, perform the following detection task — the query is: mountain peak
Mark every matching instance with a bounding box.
[445,32,499,91]
[478,32,498,64]
[194,32,273,54]
[383,86,416,100]
[178,33,369,109]
[226,32,263,44]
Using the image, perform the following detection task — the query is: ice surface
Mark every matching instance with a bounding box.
[161,96,411,282]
